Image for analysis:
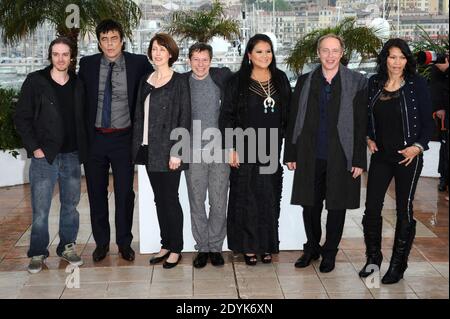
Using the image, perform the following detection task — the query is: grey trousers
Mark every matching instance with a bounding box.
[185,163,230,252]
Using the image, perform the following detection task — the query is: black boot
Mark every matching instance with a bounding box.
[359,215,383,278]
[438,177,447,192]
[382,219,416,284]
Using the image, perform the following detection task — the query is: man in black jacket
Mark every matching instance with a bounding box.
[430,57,449,198]
[14,37,88,274]
[184,43,232,268]
[78,19,153,262]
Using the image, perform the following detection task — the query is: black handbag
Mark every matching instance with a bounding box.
[135,145,148,165]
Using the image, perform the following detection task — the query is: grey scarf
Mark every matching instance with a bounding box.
[291,64,367,171]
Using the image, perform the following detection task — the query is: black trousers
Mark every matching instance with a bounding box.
[85,130,135,247]
[146,170,184,253]
[302,159,346,258]
[438,130,449,185]
[364,153,423,223]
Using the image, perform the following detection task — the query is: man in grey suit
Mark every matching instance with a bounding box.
[185,43,232,268]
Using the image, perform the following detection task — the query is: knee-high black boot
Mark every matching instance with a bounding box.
[382,219,416,284]
[359,215,383,278]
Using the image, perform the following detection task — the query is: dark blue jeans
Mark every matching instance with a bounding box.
[28,152,81,258]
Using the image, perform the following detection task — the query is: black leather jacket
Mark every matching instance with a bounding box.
[368,74,434,151]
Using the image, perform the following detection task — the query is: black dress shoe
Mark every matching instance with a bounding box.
[149,250,170,265]
[193,252,209,268]
[294,252,319,268]
[319,256,336,273]
[438,180,447,192]
[119,246,135,261]
[93,245,109,262]
[209,252,224,266]
[163,254,182,269]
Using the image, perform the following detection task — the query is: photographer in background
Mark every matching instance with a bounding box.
[430,55,449,200]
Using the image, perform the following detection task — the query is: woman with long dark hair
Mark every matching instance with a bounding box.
[359,38,434,283]
[219,34,291,265]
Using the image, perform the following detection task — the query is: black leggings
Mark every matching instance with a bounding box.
[146,170,184,253]
[364,153,423,223]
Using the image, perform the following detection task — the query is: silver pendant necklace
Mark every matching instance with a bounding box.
[258,79,275,113]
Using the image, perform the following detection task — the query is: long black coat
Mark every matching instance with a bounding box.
[284,69,367,210]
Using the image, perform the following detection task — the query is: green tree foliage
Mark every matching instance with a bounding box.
[412,25,449,79]
[166,0,240,43]
[0,0,141,69]
[286,17,383,74]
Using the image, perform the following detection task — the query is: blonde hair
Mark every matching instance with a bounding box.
[317,34,345,51]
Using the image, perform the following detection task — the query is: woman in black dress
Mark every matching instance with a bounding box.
[219,34,291,265]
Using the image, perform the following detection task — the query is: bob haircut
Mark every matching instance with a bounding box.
[148,33,179,67]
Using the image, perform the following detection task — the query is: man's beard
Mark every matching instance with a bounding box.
[53,64,69,72]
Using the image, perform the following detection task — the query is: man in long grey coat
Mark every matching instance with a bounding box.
[284,34,368,273]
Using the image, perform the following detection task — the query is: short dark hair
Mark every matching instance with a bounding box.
[188,42,213,60]
[148,33,179,67]
[376,38,417,87]
[96,19,125,52]
[47,37,74,62]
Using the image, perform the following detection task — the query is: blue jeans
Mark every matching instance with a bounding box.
[28,152,81,258]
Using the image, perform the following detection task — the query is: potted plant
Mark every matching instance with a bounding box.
[0,87,29,187]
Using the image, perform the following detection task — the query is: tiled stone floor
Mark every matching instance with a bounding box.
[0,174,448,299]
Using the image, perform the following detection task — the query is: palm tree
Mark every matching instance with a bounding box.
[166,0,240,43]
[0,0,141,69]
[286,17,383,74]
